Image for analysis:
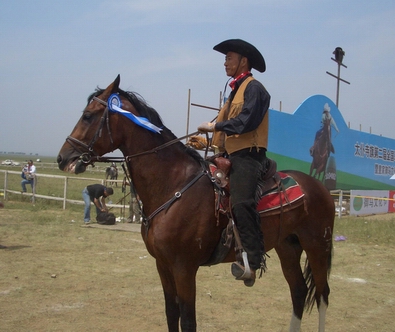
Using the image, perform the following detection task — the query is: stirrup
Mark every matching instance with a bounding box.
[231,252,253,280]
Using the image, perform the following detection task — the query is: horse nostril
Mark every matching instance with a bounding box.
[57,155,62,164]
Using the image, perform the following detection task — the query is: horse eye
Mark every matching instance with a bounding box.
[82,111,92,121]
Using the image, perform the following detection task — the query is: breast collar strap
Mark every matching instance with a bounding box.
[142,170,211,234]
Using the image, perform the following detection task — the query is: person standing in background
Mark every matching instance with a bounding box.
[21,160,36,193]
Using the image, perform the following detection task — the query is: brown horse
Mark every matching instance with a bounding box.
[309,118,334,181]
[57,75,334,332]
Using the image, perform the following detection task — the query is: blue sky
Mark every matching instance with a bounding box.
[1,0,394,157]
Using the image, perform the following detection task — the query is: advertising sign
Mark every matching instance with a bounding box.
[268,95,395,190]
[349,190,389,215]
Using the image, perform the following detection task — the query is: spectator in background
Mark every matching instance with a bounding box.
[128,187,141,223]
[122,175,142,223]
[21,160,36,193]
[82,184,113,224]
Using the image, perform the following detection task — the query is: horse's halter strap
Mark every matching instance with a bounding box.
[65,97,114,164]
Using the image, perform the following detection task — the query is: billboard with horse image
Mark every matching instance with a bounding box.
[267,95,395,190]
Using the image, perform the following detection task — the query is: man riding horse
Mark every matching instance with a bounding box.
[198,39,270,287]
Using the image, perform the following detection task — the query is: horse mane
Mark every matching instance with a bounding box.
[87,87,205,166]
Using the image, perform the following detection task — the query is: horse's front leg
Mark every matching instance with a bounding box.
[156,261,181,332]
[156,260,199,332]
[174,265,198,332]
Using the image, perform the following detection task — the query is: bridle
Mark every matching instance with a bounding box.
[65,96,205,165]
[65,96,118,165]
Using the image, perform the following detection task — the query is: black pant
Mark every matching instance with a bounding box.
[229,147,266,270]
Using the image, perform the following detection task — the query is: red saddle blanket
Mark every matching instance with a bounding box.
[209,161,305,215]
[256,172,304,213]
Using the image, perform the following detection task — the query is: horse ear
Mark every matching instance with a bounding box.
[112,74,121,91]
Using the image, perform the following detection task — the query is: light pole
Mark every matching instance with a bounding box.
[326,47,350,107]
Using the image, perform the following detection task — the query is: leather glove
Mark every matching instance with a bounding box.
[197,122,215,133]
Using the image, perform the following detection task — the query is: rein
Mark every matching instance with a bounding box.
[69,95,204,164]
[126,131,204,160]
[83,130,202,164]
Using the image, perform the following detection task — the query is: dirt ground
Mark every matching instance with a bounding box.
[1,207,395,331]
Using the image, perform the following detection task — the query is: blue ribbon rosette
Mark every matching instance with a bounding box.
[107,93,162,134]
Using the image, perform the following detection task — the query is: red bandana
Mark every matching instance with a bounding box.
[229,71,251,90]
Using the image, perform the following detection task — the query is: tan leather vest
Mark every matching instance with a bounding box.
[212,76,268,155]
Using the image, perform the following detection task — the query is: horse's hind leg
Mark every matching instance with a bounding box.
[275,236,307,332]
[302,241,332,332]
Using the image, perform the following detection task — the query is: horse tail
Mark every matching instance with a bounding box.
[303,241,333,313]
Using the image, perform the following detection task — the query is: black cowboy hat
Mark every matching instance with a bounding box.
[213,39,266,73]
